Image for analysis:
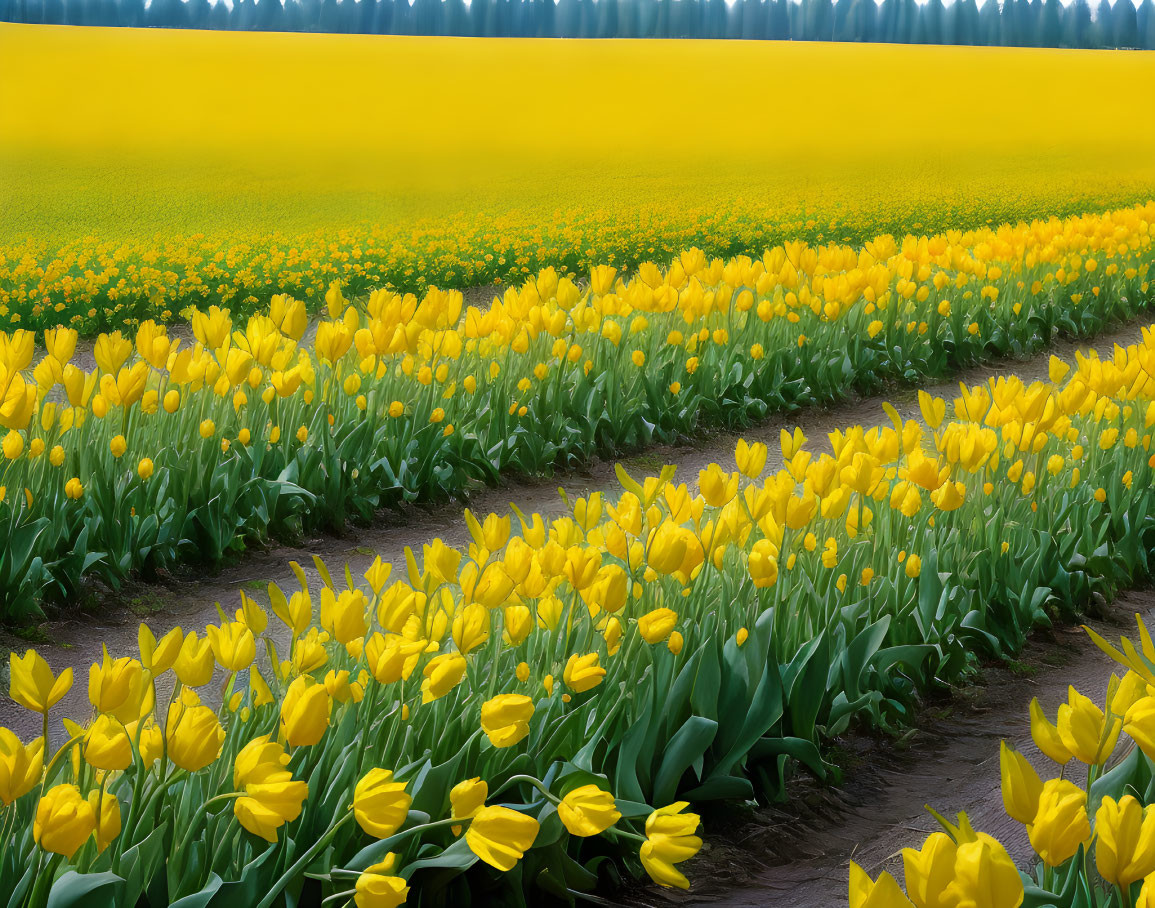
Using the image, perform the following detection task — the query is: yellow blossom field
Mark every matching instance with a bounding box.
[2,23,1155,331]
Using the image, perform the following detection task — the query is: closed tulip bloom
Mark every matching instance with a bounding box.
[166,696,225,772]
[354,769,412,838]
[1030,698,1074,765]
[320,588,369,646]
[1000,741,1043,825]
[450,777,487,835]
[558,784,621,837]
[1029,778,1090,867]
[1125,697,1155,761]
[1057,685,1120,765]
[563,653,606,693]
[0,729,43,805]
[88,790,121,853]
[88,647,148,722]
[1096,795,1155,888]
[734,439,768,479]
[452,603,490,655]
[638,608,677,645]
[420,653,467,704]
[640,802,702,889]
[355,854,409,908]
[206,620,257,672]
[281,676,331,747]
[174,631,215,687]
[699,464,739,508]
[748,538,780,588]
[480,694,534,748]
[465,805,540,871]
[943,835,1023,908]
[849,863,914,908]
[901,831,956,907]
[34,784,96,858]
[137,624,183,677]
[1140,875,1155,908]
[9,650,72,715]
[83,714,133,772]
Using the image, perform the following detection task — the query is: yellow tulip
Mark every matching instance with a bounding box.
[354,769,412,839]
[354,854,410,908]
[640,802,702,890]
[87,790,122,853]
[166,695,225,772]
[465,805,540,872]
[280,676,331,747]
[1057,685,1120,765]
[849,862,914,908]
[1096,795,1155,888]
[901,831,955,908]
[1028,778,1090,867]
[450,777,487,835]
[34,784,96,858]
[9,650,73,715]
[638,607,677,644]
[420,653,467,704]
[1030,697,1074,765]
[205,620,257,672]
[734,439,768,479]
[999,741,1043,826]
[88,647,149,722]
[82,714,133,772]
[563,653,606,693]
[137,624,183,676]
[945,835,1023,908]
[0,728,43,805]
[480,694,534,749]
[558,784,620,837]
[174,631,215,687]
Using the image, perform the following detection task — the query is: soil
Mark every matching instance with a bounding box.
[1,317,1152,905]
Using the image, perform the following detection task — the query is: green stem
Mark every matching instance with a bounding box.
[254,812,355,908]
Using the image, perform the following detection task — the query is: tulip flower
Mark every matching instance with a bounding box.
[1056,685,1120,765]
[281,677,332,747]
[354,769,412,839]
[0,729,43,805]
[558,784,621,837]
[480,694,534,749]
[640,802,702,889]
[137,624,183,676]
[174,631,215,687]
[1096,795,1155,888]
[465,805,540,872]
[563,653,606,693]
[34,784,96,858]
[420,653,467,704]
[1028,778,1090,867]
[9,650,73,715]
[88,789,122,853]
[206,620,257,672]
[944,835,1023,908]
[849,862,914,908]
[88,647,149,722]
[1030,698,1074,765]
[166,694,225,772]
[638,607,677,645]
[83,714,133,772]
[450,777,487,835]
[355,854,409,908]
[999,741,1043,825]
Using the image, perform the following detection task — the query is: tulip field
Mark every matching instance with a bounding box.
[853,614,1155,908]
[7,17,1155,908]
[6,323,1155,905]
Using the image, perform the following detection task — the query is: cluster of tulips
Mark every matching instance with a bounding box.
[3,164,1147,335]
[0,202,1152,620]
[6,326,1155,902]
[851,614,1155,908]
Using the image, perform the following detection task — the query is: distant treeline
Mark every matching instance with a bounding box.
[2,0,1153,48]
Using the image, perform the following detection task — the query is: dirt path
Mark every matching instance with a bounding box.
[1,316,1150,746]
[614,588,1151,908]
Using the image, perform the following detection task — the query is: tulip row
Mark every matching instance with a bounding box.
[5,327,1155,904]
[0,203,1153,620]
[850,614,1155,908]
